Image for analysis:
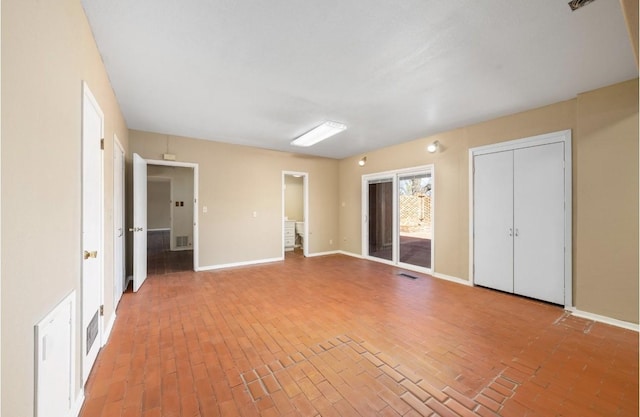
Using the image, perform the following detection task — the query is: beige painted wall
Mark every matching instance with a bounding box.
[147,179,171,230]
[130,131,339,267]
[147,164,195,248]
[574,79,639,322]
[285,175,304,221]
[338,79,638,323]
[1,0,129,415]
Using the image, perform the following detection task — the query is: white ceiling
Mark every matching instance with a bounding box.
[81,0,637,159]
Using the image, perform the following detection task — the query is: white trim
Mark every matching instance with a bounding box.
[145,159,199,270]
[34,291,76,417]
[147,228,171,232]
[567,307,639,332]
[70,391,85,417]
[336,251,471,286]
[196,256,283,271]
[337,250,364,259]
[282,171,309,258]
[431,272,473,286]
[306,250,341,258]
[102,311,116,346]
[468,129,573,308]
[113,134,125,310]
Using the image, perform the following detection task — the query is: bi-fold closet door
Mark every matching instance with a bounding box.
[474,141,565,305]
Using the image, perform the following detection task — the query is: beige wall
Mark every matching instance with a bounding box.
[1,0,129,415]
[130,131,339,267]
[620,0,639,66]
[574,79,639,322]
[338,79,638,323]
[285,175,304,221]
[147,179,171,230]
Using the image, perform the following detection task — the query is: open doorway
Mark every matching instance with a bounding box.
[146,164,195,275]
[283,171,308,259]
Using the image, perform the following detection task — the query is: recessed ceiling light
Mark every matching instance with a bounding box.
[291,121,347,147]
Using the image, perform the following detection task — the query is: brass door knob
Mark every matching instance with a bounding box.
[83,250,98,260]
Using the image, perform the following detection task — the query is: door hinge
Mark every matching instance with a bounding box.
[100,138,105,150]
[99,305,104,316]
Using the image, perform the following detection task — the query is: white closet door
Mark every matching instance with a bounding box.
[513,143,565,304]
[474,151,514,293]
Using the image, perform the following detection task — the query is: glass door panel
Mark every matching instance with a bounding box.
[398,173,432,269]
[368,179,393,261]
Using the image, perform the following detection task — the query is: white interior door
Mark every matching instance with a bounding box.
[81,82,103,383]
[513,143,565,304]
[473,151,514,293]
[132,153,148,292]
[113,139,125,304]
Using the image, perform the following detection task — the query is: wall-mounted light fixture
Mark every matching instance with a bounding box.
[291,121,347,147]
[358,156,367,167]
[427,140,439,153]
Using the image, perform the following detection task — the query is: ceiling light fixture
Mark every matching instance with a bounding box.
[291,121,347,147]
[358,156,367,167]
[427,140,439,153]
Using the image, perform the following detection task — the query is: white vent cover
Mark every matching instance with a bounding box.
[176,236,189,247]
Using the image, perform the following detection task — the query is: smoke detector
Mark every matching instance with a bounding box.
[568,0,597,11]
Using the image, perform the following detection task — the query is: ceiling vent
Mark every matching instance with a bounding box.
[568,0,597,11]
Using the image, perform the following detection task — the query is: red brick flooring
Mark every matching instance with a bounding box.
[80,254,638,416]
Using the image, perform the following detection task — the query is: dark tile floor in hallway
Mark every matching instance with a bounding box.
[147,230,193,275]
[81,254,638,417]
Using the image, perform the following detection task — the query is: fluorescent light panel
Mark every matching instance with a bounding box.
[291,121,347,147]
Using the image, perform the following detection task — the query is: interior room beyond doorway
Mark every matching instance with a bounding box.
[147,165,194,274]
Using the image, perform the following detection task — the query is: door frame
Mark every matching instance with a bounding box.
[81,81,104,383]
[282,171,309,257]
[113,134,125,308]
[145,159,199,270]
[361,164,435,274]
[468,129,572,307]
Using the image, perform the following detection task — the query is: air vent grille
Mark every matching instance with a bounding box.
[176,236,189,247]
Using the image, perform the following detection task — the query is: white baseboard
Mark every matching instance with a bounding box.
[306,250,341,258]
[432,272,473,286]
[336,251,472,287]
[102,311,116,346]
[147,228,170,231]
[567,307,639,332]
[196,256,283,271]
[170,247,192,252]
[70,390,85,417]
[336,250,364,259]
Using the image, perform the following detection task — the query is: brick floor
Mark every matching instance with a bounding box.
[80,254,639,416]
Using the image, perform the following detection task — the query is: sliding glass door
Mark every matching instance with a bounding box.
[368,179,393,261]
[363,166,433,272]
[398,173,432,269]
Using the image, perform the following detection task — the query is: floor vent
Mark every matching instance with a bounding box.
[176,236,189,247]
[398,272,419,280]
